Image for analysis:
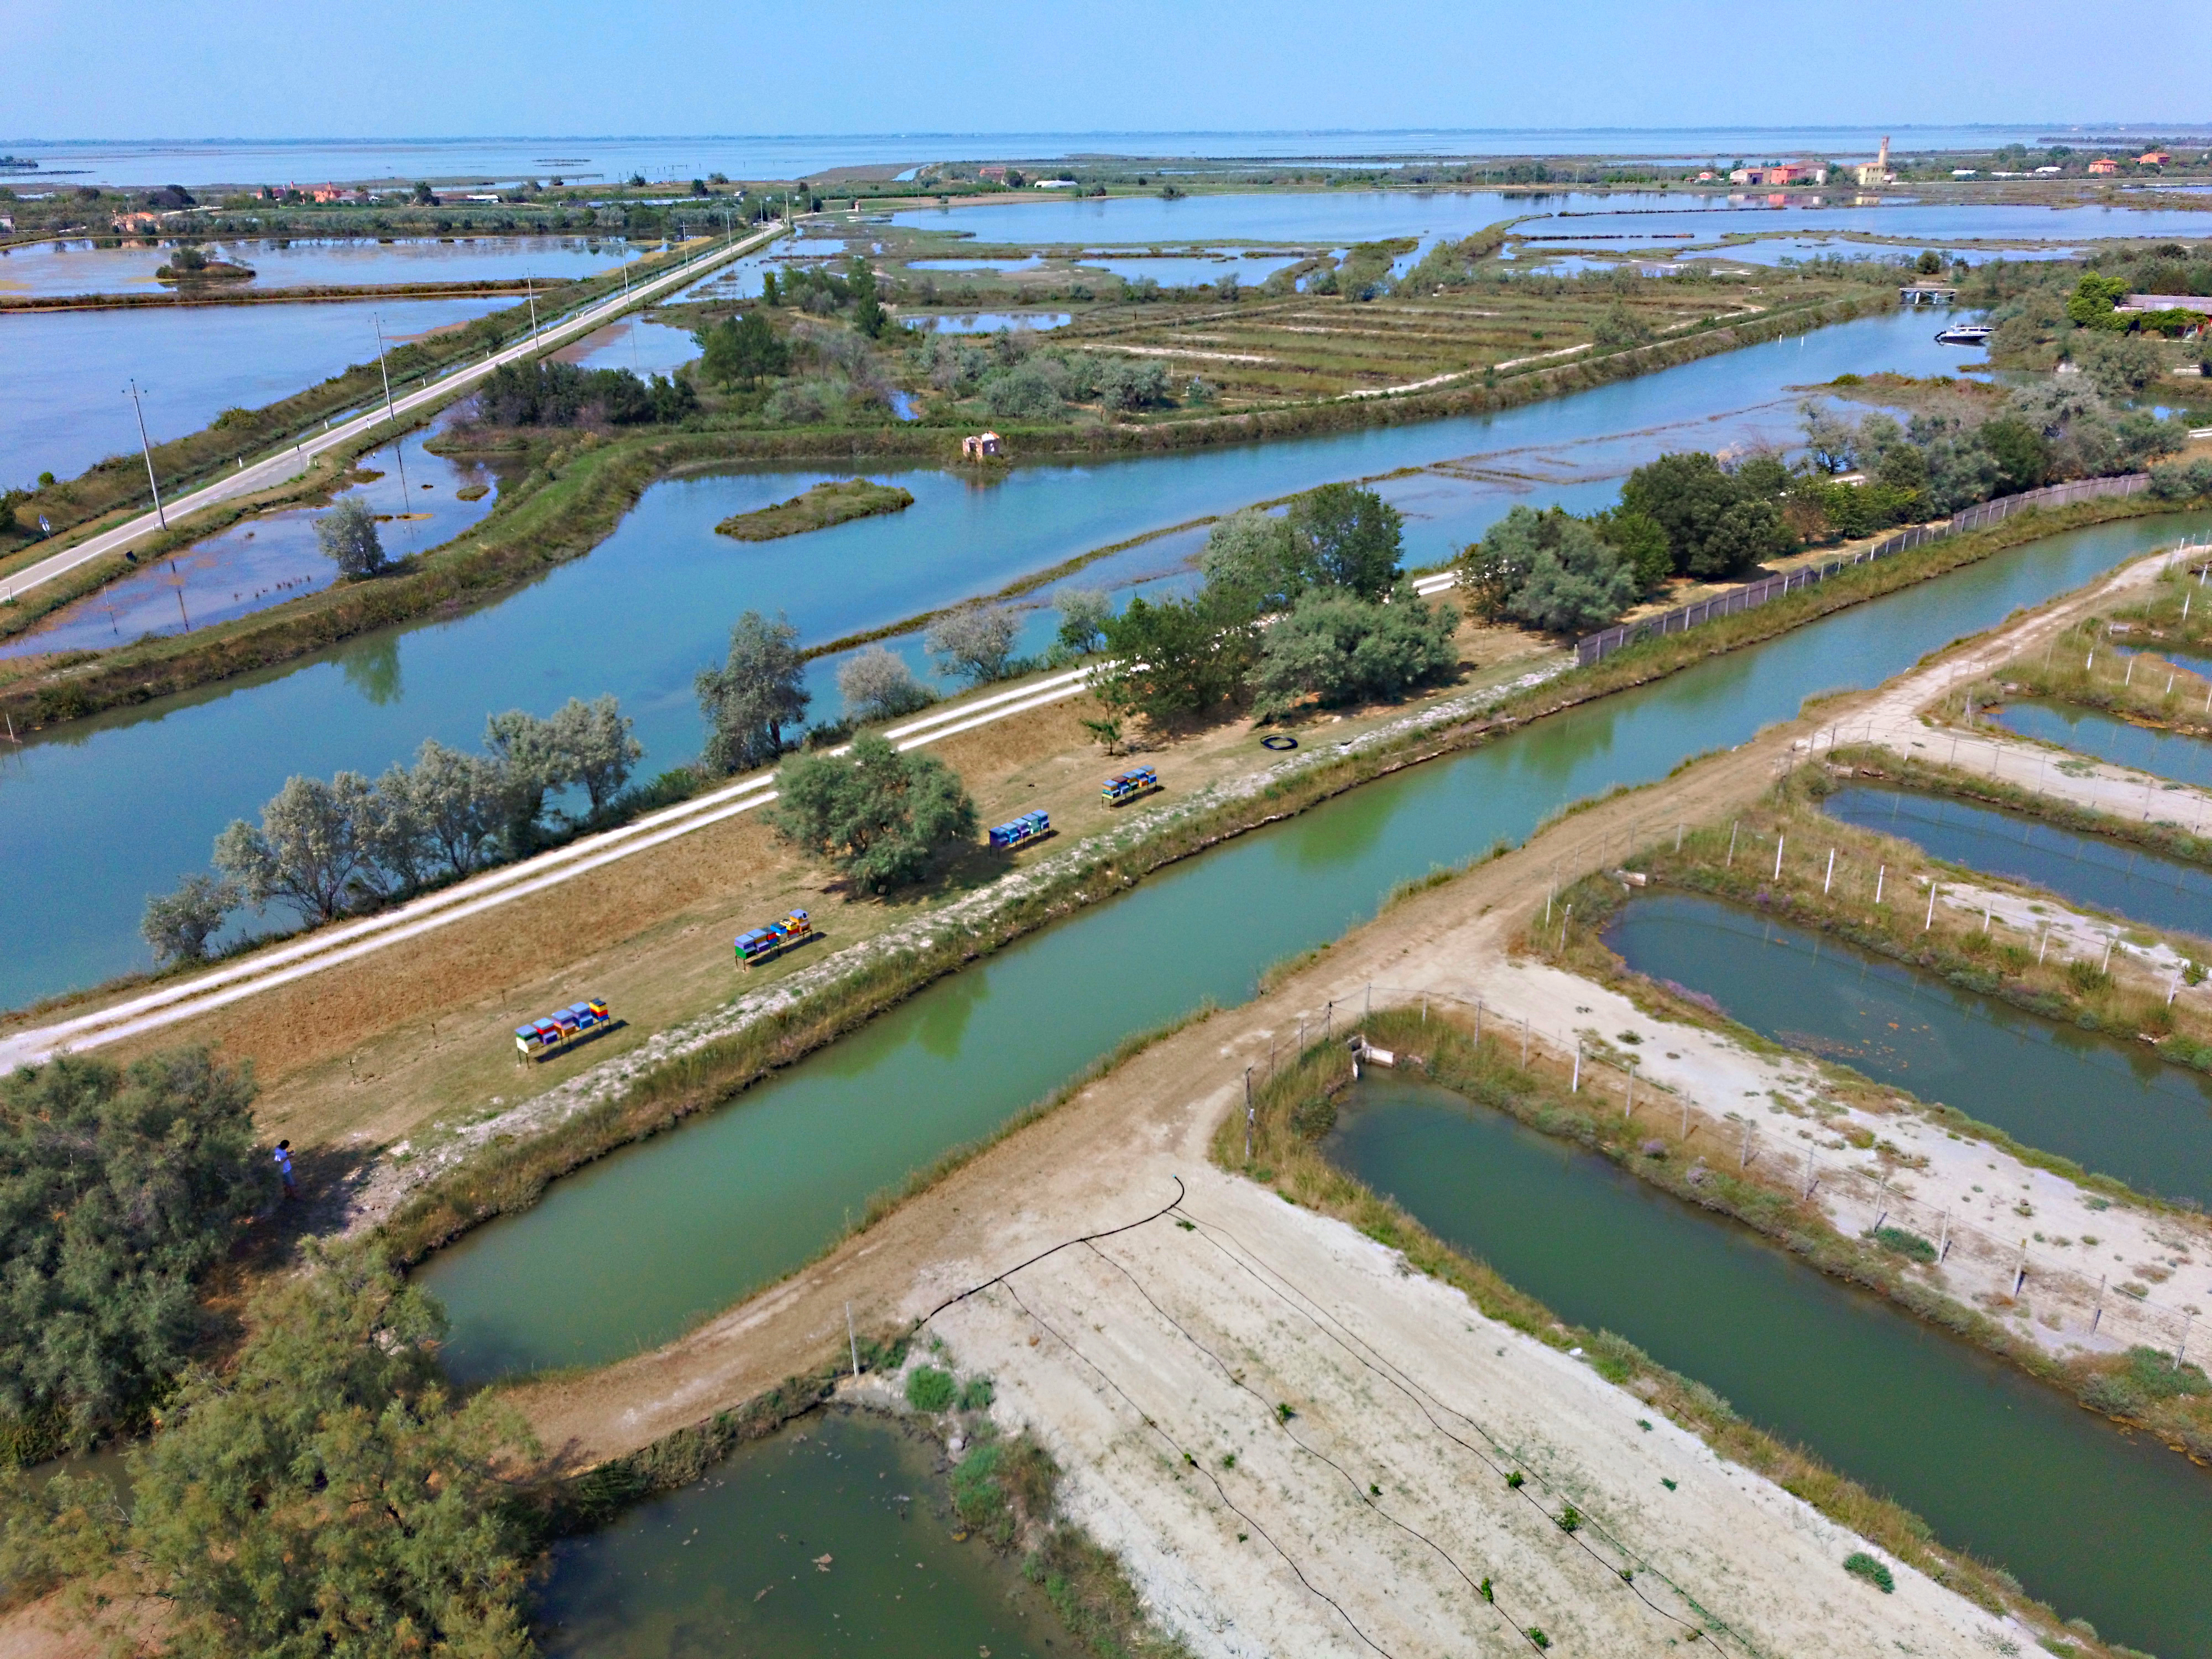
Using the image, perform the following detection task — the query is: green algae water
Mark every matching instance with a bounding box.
[1823,783,2212,943]
[1322,1074,2208,1658]
[1605,892,2212,1203]
[419,510,2212,1383]
[533,1411,1060,1658]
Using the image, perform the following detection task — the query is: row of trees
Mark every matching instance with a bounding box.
[142,697,641,963]
[474,359,697,427]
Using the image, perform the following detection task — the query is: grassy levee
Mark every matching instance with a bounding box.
[1220,1015,2133,1657]
[0,289,1884,734]
[368,498,2212,1269]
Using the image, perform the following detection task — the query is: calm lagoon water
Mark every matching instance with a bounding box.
[2,293,514,488]
[0,235,632,299]
[0,308,1980,1003]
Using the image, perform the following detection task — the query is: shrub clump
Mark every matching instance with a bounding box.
[1869,1225,1938,1264]
[1843,1550,1896,1593]
[905,1364,957,1413]
[1,1050,273,1451]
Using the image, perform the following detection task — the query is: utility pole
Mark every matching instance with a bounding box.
[371,315,409,495]
[124,379,167,529]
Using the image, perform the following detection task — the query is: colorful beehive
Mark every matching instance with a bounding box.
[514,998,612,1061]
[988,810,1051,851]
[1101,766,1159,806]
[735,909,812,968]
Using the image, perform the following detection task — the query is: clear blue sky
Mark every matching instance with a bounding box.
[14,0,2209,140]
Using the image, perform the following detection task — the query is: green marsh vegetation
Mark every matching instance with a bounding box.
[713,477,914,540]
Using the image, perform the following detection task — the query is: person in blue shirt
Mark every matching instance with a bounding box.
[274,1139,296,1199]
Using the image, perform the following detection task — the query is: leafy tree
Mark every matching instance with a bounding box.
[141,874,239,967]
[768,734,977,894]
[312,497,387,580]
[1978,416,2052,493]
[0,1050,272,1442]
[848,255,886,338]
[214,773,383,925]
[549,693,642,812]
[8,1250,539,1656]
[2079,331,2168,399]
[398,738,508,878]
[983,364,1063,420]
[1053,588,1112,655]
[1097,358,1168,410]
[696,610,810,775]
[1590,507,1671,596]
[697,311,790,387]
[926,603,1021,684]
[1507,518,1639,633]
[1198,509,1303,615]
[837,646,933,722]
[1095,591,1255,723]
[482,708,570,848]
[2064,272,2131,328]
[1286,484,1403,600]
[1250,591,1459,717]
[1620,451,1783,580]
[476,360,682,426]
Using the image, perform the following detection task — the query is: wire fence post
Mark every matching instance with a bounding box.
[847,1303,860,1379]
[1244,1067,1255,1162]
[1571,1044,1581,1094]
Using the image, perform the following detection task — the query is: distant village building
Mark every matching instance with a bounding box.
[2087,159,2120,176]
[2138,151,2173,168]
[961,431,1004,461]
[977,166,1008,183]
[1854,137,1895,187]
[1726,162,1827,186]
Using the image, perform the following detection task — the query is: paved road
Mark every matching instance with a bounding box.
[1,221,788,602]
[0,664,1101,1069]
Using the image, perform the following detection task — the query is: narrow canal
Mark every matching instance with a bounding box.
[1325,1074,2209,1658]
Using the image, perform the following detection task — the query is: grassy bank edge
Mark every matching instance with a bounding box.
[1228,1015,2134,1658]
[2,289,1881,735]
[371,497,2212,1267]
